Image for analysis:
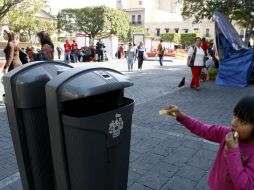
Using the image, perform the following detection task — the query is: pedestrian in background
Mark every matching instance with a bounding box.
[37,31,54,61]
[201,37,208,56]
[126,42,135,72]
[71,40,78,62]
[157,39,165,66]
[187,37,205,91]
[2,30,22,73]
[132,43,137,63]
[64,40,71,63]
[96,39,105,62]
[56,44,63,60]
[165,96,254,190]
[137,41,146,72]
[119,44,124,59]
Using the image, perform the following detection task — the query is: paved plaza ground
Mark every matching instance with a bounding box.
[0,58,253,190]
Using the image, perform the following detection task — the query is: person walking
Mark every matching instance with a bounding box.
[137,41,146,72]
[96,39,105,62]
[187,37,205,91]
[2,30,22,73]
[126,43,135,72]
[37,31,54,61]
[157,39,165,66]
[132,43,138,63]
[64,40,71,63]
[71,40,78,63]
[56,44,63,60]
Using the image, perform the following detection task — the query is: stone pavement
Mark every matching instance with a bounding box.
[0,58,253,190]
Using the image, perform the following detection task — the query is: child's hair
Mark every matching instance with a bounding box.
[233,96,254,124]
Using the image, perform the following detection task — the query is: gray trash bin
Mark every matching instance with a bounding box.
[46,66,135,190]
[2,61,73,190]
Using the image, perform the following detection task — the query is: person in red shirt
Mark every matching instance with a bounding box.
[71,40,78,63]
[64,39,71,63]
[200,37,208,56]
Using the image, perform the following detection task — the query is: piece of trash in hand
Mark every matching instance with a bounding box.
[159,109,168,115]
[233,131,239,139]
[159,110,176,117]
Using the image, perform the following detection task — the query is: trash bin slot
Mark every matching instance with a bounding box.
[62,89,125,117]
[102,74,111,79]
[61,98,134,133]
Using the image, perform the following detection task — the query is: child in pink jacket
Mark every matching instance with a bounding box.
[165,96,254,190]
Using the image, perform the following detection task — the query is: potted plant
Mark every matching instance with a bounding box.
[208,68,218,81]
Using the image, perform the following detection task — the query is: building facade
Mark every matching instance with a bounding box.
[117,0,215,38]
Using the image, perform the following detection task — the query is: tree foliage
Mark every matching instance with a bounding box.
[180,0,254,43]
[179,33,196,47]
[4,0,56,42]
[57,6,130,39]
[0,0,24,22]
[160,33,175,42]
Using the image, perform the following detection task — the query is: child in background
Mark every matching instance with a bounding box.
[164,96,254,190]
[126,43,135,72]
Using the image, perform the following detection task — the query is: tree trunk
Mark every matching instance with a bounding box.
[244,25,253,45]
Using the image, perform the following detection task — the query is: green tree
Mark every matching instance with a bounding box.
[4,0,56,42]
[180,0,254,44]
[57,9,77,36]
[231,0,254,44]
[0,0,24,21]
[58,6,130,39]
[179,33,196,47]
[160,33,175,42]
[179,0,239,23]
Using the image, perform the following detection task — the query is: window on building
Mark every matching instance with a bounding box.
[165,28,169,33]
[183,29,188,33]
[132,15,136,24]
[194,28,199,31]
[156,28,160,36]
[118,0,121,3]
[138,15,142,24]
[175,28,179,33]
[206,28,210,37]
[139,0,142,5]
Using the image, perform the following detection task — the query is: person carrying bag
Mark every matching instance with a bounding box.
[187,37,205,91]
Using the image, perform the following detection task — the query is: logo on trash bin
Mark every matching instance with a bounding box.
[109,113,123,138]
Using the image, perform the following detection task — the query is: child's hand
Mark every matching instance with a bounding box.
[164,105,184,121]
[225,131,239,149]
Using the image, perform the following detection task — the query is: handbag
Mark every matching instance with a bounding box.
[187,46,196,67]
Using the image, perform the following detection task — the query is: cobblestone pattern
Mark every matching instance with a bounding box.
[0,60,253,190]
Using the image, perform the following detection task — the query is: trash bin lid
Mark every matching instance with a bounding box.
[3,61,72,108]
[56,67,133,102]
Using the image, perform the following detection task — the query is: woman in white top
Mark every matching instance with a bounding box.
[187,37,205,91]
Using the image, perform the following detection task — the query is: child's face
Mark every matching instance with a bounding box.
[231,116,254,143]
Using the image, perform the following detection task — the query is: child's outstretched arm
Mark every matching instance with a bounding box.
[165,105,229,143]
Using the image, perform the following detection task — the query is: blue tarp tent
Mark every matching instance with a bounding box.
[213,11,254,87]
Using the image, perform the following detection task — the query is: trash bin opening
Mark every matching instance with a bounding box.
[62,89,125,117]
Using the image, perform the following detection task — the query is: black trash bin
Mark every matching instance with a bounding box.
[2,61,73,190]
[46,66,135,190]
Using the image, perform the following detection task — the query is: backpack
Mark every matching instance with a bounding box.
[160,44,166,52]
[19,49,28,64]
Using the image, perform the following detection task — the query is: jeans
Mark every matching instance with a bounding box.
[159,55,163,66]
[64,52,70,63]
[127,59,134,71]
[138,57,144,69]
